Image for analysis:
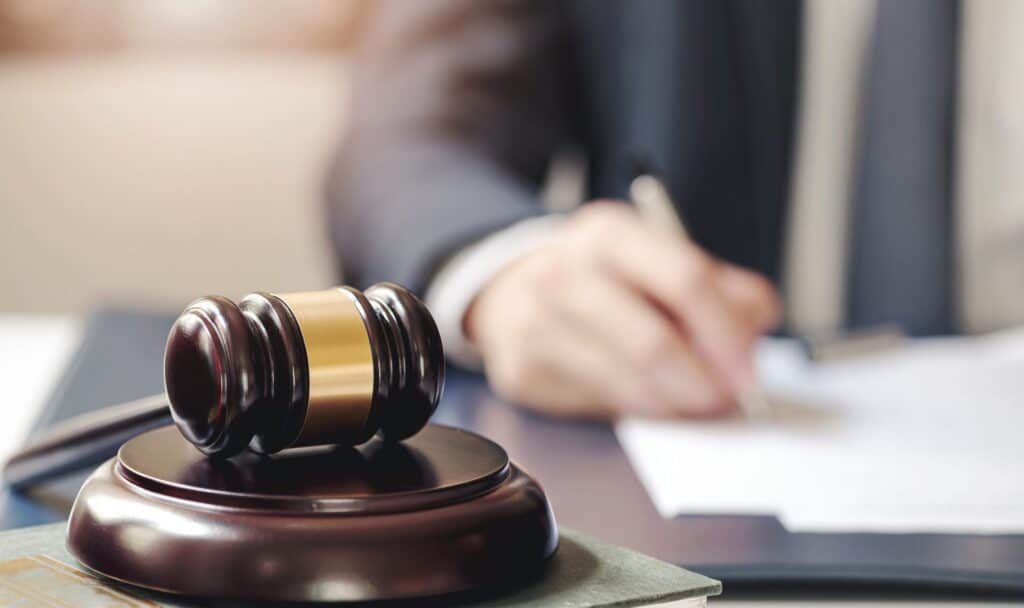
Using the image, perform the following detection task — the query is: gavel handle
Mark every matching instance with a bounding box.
[2,394,171,490]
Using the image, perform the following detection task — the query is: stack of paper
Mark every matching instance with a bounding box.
[616,330,1024,534]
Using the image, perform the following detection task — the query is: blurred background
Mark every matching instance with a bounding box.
[0,0,363,313]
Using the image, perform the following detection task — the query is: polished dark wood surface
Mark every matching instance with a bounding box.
[119,425,510,513]
[362,283,446,441]
[165,283,444,457]
[67,425,558,602]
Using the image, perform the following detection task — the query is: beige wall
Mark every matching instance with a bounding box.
[0,53,347,313]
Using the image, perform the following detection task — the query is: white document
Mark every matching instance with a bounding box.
[615,330,1024,534]
[0,315,82,474]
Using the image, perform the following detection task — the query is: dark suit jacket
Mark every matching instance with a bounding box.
[327,0,801,292]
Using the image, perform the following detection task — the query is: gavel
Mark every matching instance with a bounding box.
[3,283,444,488]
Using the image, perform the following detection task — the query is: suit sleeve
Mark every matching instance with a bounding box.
[325,0,568,291]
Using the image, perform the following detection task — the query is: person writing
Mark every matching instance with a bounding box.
[327,1,1023,418]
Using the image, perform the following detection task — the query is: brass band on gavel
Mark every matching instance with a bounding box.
[164,283,444,457]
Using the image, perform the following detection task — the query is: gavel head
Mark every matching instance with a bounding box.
[163,283,444,457]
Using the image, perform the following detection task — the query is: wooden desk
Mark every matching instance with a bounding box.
[1,310,1021,605]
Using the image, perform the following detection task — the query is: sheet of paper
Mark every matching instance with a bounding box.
[615,330,1024,534]
[0,315,82,474]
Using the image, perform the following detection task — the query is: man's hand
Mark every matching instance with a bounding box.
[465,201,781,418]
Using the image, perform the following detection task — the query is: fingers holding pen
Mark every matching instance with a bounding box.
[570,202,778,393]
[467,201,780,420]
[717,263,783,332]
[552,264,732,416]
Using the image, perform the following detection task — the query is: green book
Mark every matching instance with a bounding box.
[0,523,719,607]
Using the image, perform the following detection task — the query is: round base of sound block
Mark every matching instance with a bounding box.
[67,425,558,602]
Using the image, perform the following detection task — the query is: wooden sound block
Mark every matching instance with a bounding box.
[67,425,558,603]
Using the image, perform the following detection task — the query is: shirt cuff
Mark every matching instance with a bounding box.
[424,214,567,369]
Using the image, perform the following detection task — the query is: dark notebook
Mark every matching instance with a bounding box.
[0,310,174,530]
